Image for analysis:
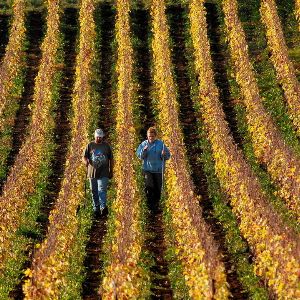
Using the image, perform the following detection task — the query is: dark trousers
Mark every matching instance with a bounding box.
[143,171,162,212]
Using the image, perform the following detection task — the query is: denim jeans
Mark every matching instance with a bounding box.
[89,177,109,211]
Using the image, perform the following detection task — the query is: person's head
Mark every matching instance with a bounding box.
[94,128,105,143]
[147,127,157,143]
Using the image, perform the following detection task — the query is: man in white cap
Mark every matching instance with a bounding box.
[82,128,113,217]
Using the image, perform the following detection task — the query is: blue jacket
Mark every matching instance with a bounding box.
[136,139,171,173]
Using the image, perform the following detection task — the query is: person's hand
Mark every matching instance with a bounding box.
[85,159,89,168]
[143,145,148,151]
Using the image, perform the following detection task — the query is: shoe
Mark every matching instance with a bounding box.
[100,206,108,216]
[94,209,101,218]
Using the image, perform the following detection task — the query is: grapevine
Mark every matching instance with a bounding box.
[222,0,300,222]
[0,0,26,180]
[260,0,300,136]
[0,0,61,275]
[100,0,149,298]
[23,0,96,298]
[0,0,26,120]
[295,0,300,30]
[189,0,300,297]
[150,0,229,298]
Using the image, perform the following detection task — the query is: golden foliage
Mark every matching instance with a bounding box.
[23,0,96,298]
[0,0,26,124]
[222,0,300,223]
[100,0,147,297]
[260,0,300,135]
[151,0,229,298]
[190,0,300,297]
[295,0,300,31]
[0,0,61,276]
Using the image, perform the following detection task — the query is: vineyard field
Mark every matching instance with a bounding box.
[0,0,300,299]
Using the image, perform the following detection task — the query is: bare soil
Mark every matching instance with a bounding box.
[0,14,9,60]
[131,6,173,299]
[82,3,115,299]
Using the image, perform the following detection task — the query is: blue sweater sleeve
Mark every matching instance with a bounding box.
[136,141,147,159]
[162,144,171,160]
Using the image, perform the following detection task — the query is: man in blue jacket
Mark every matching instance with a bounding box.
[136,127,171,213]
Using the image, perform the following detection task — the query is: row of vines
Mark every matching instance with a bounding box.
[222,0,300,222]
[190,0,300,298]
[295,0,300,30]
[260,0,300,135]
[0,0,26,181]
[0,0,61,296]
[24,0,95,297]
[150,0,229,298]
[0,0,299,298]
[100,0,148,297]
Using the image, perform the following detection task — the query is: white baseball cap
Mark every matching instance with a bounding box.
[95,128,105,138]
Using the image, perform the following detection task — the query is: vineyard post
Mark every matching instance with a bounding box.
[84,165,88,198]
[161,143,165,197]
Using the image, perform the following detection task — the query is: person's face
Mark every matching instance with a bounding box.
[147,132,156,143]
[95,136,103,143]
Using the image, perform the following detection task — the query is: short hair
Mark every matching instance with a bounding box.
[147,127,157,136]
